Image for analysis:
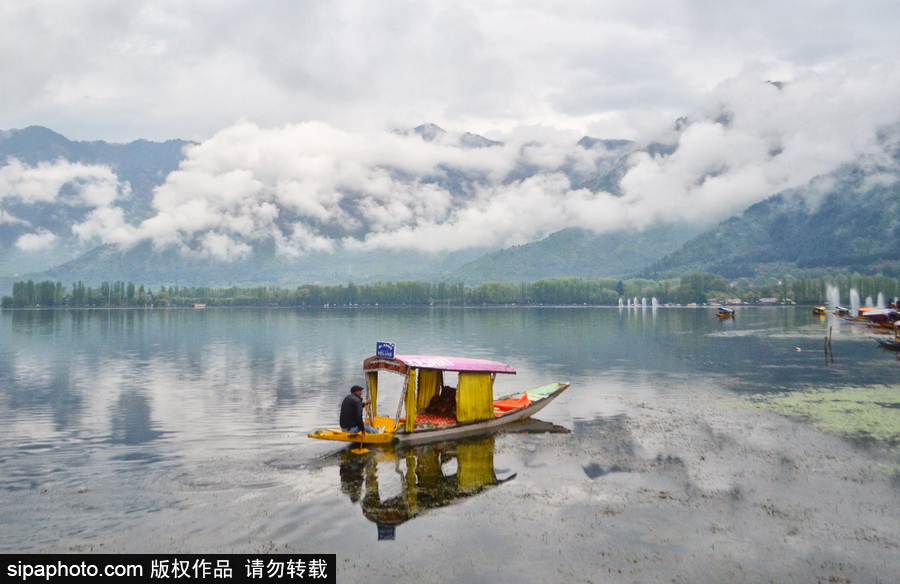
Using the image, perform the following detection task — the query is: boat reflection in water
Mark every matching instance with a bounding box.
[340,436,510,540]
[339,424,563,540]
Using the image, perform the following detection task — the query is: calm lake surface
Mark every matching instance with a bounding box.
[2,306,898,580]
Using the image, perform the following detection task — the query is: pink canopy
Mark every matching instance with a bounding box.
[363,355,516,375]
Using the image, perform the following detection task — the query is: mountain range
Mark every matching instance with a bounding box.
[2,124,899,294]
[0,126,190,279]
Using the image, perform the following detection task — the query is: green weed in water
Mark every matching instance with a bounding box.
[750,385,900,443]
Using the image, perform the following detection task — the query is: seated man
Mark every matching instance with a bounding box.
[340,385,380,433]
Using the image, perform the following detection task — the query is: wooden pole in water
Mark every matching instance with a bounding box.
[828,326,834,364]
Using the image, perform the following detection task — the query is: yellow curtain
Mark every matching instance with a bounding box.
[417,369,443,410]
[456,372,494,422]
[458,437,495,492]
[366,371,378,419]
[405,369,417,432]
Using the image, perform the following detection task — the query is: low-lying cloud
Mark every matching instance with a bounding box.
[0,158,122,206]
[4,63,900,260]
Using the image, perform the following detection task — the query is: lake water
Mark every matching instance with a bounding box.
[1,306,898,581]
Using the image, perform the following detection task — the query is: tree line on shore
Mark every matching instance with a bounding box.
[3,272,900,309]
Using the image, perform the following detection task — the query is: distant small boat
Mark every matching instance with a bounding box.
[717,306,735,319]
[193,303,207,309]
[833,306,850,316]
[812,306,827,316]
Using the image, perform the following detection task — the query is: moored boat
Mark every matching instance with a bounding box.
[309,352,569,446]
[844,308,900,330]
[876,338,900,351]
[875,321,900,350]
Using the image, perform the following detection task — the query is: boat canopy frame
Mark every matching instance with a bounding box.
[363,355,517,376]
[362,355,517,433]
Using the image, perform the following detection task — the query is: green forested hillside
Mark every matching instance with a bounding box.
[446,224,701,284]
[646,169,900,279]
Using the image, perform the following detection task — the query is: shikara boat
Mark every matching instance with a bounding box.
[833,306,850,316]
[875,338,900,351]
[844,308,900,330]
[309,354,569,446]
[812,306,827,316]
[717,306,735,319]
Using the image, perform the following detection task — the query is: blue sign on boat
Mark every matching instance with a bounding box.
[376,342,395,358]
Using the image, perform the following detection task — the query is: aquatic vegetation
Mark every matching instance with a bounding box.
[868,463,900,477]
[751,385,900,443]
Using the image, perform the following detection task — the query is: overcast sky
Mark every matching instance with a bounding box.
[2,0,898,143]
[3,1,900,257]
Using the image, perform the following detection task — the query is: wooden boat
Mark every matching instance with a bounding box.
[833,306,850,316]
[876,338,900,351]
[844,308,900,330]
[717,306,735,319]
[855,307,897,318]
[812,306,827,315]
[309,354,569,446]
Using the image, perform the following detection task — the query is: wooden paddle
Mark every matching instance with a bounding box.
[350,431,368,455]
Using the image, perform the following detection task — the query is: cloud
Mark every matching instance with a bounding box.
[350,172,583,252]
[0,157,133,249]
[0,158,122,205]
[617,62,900,221]
[196,232,252,262]
[0,210,30,227]
[2,1,899,143]
[101,120,530,259]
[71,206,137,247]
[349,62,900,249]
[3,62,900,259]
[15,229,59,252]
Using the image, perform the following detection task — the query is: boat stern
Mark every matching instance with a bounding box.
[307,415,397,444]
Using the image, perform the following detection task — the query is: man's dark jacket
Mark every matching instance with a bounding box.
[340,392,365,431]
